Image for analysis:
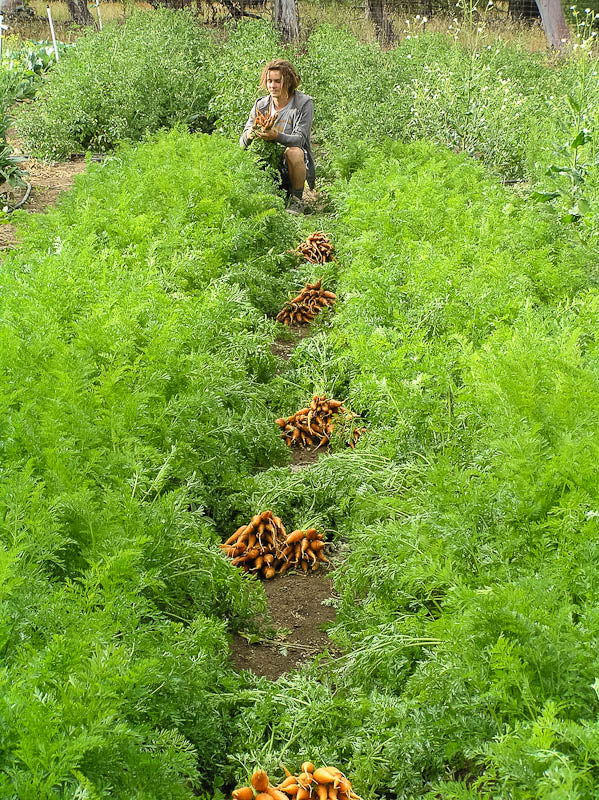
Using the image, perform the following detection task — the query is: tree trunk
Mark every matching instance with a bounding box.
[272,0,299,42]
[65,0,95,26]
[535,0,570,49]
[367,0,394,45]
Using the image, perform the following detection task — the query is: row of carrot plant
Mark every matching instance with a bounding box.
[231,141,599,798]
[0,131,298,798]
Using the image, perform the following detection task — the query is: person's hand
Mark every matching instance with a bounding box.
[256,128,279,141]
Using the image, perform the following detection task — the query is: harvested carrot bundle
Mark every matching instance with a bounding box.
[294,232,335,264]
[220,510,286,580]
[231,765,363,800]
[279,528,328,573]
[275,395,364,451]
[276,280,336,326]
[252,110,277,133]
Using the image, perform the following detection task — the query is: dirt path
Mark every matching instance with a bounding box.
[230,570,339,681]
[232,311,338,680]
[1,140,87,250]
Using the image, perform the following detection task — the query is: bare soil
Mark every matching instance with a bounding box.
[270,324,312,362]
[232,312,338,680]
[290,445,326,471]
[1,131,87,250]
[230,569,339,681]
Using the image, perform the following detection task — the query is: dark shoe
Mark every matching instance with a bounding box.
[285,195,304,215]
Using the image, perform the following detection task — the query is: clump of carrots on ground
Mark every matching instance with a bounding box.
[277,231,336,326]
[233,765,363,800]
[276,395,365,451]
[294,231,335,264]
[220,511,328,577]
[276,280,336,326]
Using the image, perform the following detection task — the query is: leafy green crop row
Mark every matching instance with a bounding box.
[227,142,599,799]
[0,130,299,798]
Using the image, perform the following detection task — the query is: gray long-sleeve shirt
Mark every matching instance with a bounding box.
[240,90,315,189]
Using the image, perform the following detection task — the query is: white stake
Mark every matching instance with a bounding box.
[46,5,59,62]
[0,15,6,62]
[95,0,102,30]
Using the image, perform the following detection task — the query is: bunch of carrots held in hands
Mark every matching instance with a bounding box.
[220,511,329,577]
[276,396,365,451]
[232,765,363,800]
[252,110,278,134]
[276,280,336,326]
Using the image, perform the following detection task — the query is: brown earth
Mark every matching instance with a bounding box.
[270,323,312,362]
[234,314,336,679]
[230,569,339,681]
[1,129,88,250]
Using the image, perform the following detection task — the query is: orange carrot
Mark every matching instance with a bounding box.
[301,762,315,774]
[251,771,270,792]
[266,789,290,800]
[315,786,328,800]
[225,526,247,545]
[305,547,317,563]
[286,530,305,544]
[312,769,337,785]
[232,788,254,800]
[275,777,298,791]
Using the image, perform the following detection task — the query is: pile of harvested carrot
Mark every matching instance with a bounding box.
[276,280,336,326]
[276,395,365,450]
[232,765,363,800]
[220,510,286,580]
[294,232,335,264]
[221,514,330,577]
[279,528,328,574]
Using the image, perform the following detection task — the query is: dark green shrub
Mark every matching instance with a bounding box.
[16,10,217,159]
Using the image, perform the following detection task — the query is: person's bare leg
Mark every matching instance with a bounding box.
[285,147,306,193]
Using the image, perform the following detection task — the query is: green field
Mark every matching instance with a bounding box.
[1,8,598,799]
